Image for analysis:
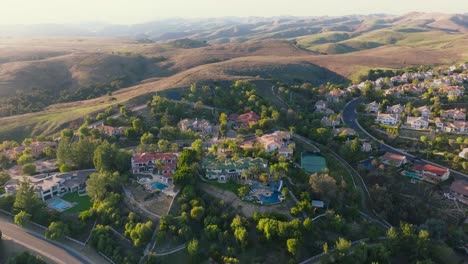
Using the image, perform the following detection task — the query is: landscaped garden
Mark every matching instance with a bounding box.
[61,192,92,214]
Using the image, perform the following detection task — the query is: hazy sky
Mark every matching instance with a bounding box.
[1,0,467,25]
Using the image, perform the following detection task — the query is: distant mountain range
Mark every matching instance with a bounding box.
[1,13,467,41]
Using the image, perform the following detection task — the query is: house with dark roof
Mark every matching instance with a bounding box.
[5,171,91,201]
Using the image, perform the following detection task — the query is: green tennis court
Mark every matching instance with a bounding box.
[301,154,327,173]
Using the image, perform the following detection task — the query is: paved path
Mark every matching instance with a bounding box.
[342,98,468,181]
[0,218,89,264]
[154,244,186,256]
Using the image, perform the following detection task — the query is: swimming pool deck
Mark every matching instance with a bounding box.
[47,197,75,212]
[139,175,177,196]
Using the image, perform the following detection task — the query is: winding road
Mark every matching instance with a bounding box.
[0,218,89,264]
[342,98,468,181]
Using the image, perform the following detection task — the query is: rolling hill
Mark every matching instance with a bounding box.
[0,13,466,140]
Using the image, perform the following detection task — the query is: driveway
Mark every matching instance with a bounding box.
[0,218,88,264]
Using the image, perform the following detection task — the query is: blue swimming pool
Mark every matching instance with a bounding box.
[258,191,282,204]
[360,159,372,170]
[151,182,168,190]
[404,172,421,179]
[49,199,71,210]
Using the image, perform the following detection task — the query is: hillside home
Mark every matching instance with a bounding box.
[459,148,468,159]
[9,171,91,201]
[450,180,468,205]
[202,156,268,183]
[412,164,450,182]
[315,100,327,111]
[98,125,130,136]
[386,104,404,115]
[361,140,372,152]
[440,86,464,97]
[178,118,213,134]
[391,76,407,84]
[416,106,431,118]
[257,131,294,158]
[406,117,429,130]
[384,88,402,97]
[443,122,459,133]
[326,88,346,102]
[434,118,444,130]
[376,113,398,126]
[131,153,178,183]
[229,111,260,129]
[375,78,385,88]
[453,122,468,134]
[381,152,407,167]
[321,116,340,127]
[365,101,380,113]
[441,109,466,121]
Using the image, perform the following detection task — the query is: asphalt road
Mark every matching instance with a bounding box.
[342,98,468,181]
[0,218,86,264]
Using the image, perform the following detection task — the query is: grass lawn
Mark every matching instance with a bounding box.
[206,181,243,194]
[62,192,92,214]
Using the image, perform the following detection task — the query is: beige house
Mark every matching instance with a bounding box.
[381,152,407,167]
[376,113,398,126]
[406,117,429,130]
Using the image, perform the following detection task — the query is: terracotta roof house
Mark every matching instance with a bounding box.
[453,121,468,133]
[131,153,178,183]
[412,164,450,182]
[326,88,346,102]
[450,180,468,205]
[381,152,407,167]
[440,86,464,97]
[441,109,466,121]
[229,111,260,128]
[257,131,294,158]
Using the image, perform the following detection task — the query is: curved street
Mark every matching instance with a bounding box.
[342,98,468,181]
[0,218,89,264]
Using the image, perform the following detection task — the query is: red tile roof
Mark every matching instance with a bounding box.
[382,152,406,162]
[132,153,178,163]
[412,164,448,177]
